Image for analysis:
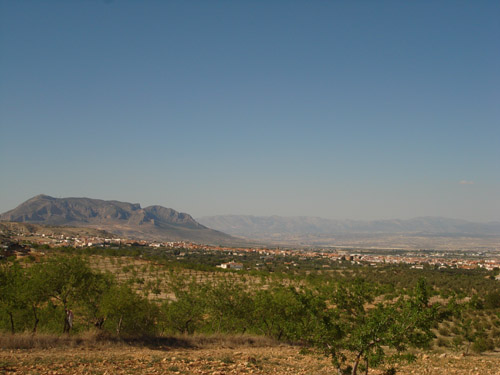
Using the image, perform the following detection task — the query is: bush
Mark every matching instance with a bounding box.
[438,326,450,336]
[451,335,463,351]
[383,368,397,375]
[484,291,500,309]
[450,324,460,335]
[100,284,159,336]
[471,337,494,353]
[436,337,450,348]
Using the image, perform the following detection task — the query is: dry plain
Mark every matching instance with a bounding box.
[2,254,499,374]
[2,341,500,375]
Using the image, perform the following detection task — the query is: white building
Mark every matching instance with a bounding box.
[218,261,243,270]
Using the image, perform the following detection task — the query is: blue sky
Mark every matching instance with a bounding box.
[1,0,499,221]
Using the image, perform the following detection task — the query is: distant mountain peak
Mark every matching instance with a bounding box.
[30,194,54,200]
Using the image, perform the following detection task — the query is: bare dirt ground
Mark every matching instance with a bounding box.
[2,344,500,375]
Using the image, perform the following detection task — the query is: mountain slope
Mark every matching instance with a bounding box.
[0,195,236,244]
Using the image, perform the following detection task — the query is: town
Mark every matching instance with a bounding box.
[2,224,499,273]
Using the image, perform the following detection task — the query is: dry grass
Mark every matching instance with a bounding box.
[174,333,279,348]
[0,331,118,349]
[0,332,278,350]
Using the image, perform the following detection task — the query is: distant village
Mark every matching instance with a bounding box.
[2,225,499,274]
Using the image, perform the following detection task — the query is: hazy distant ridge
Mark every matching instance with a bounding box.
[0,195,236,244]
[197,215,500,237]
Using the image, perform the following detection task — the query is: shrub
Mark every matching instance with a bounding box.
[484,291,500,309]
[450,324,460,335]
[438,326,450,336]
[100,284,159,336]
[436,337,450,348]
[471,337,494,353]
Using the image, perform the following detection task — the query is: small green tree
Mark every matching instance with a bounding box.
[308,278,439,375]
[100,283,158,335]
[251,283,327,341]
[161,274,207,334]
[252,285,302,340]
[484,290,500,309]
[22,263,52,333]
[78,271,116,330]
[204,277,254,334]
[38,255,96,332]
[0,261,26,333]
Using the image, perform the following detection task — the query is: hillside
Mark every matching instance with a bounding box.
[0,195,237,245]
[0,221,117,242]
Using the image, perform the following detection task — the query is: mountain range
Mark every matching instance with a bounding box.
[197,215,500,238]
[2,195,499,248]
[0,195,236,245]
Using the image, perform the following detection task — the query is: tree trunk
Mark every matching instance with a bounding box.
[465,341,471,356]
[94,317,105,330]
[184,318,193,334]
[364,357,369,375]
[32,305,39,333]
[217,315,222,333]
[62,302,68,333]
[8,312,15,334]
[116,315,123,335]
[351,351,363,375]
[63,311,71,333]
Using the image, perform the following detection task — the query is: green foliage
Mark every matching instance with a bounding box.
[203,277,254,334]
[0,255,156,335]
[468,294,484,310]
[77,271,115,329]
[39,256,95,307]
[0,261,26,333]
[305,278,440,375]
[100,283,158,335]
[161,274,208,334]
[252,284,326,341]
[471,336,495,354]
[484,291,500,309]
[1,246,498,372]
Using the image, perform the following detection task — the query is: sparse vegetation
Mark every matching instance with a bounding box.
[1,245,500,374]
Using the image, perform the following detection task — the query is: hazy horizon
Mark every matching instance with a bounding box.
[1,1,499,222]
[2,194,499,224]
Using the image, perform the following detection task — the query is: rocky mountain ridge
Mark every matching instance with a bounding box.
[0,195,236,244]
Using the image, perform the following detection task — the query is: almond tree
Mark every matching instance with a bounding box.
[0,261,25,333]
[22,263,52,333]
[100,282,158,335]
[38,255,96,333]
[309,278,439,375]
[162,274,208,334]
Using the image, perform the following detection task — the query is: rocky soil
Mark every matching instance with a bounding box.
[1,345,499,375]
